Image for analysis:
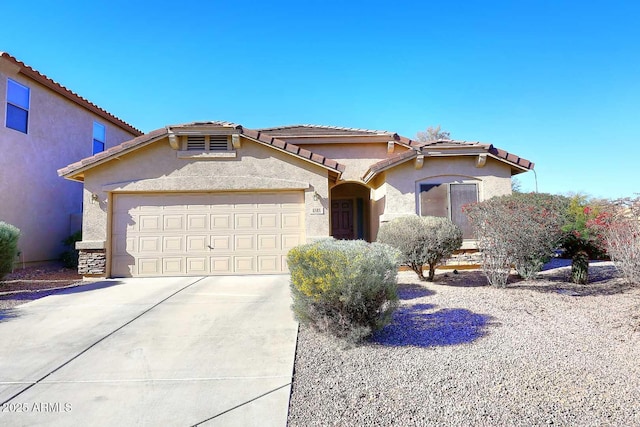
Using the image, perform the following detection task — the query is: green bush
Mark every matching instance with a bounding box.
[60,230,82,268]
[0,221,21,280]
[287,239,400,343]
[377,215,463,281]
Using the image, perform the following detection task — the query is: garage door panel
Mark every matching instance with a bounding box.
[235,235,255,251]
[258,256,279,273]
[186,257,207,274]
[112,191,305,277]
[258,213,278,228]
[282,234,302,250]
[139,215,161,232]
[138,258,160,275]
[162,258,183,275]
[210,214,232,229]
[163,236,183,252]
[235,256,254,273]
[187,214,208,231]
[234,213,255,229]
[211,257,232,273]
[187,235,208,252]
[211,235,231,250]
[163,215,184,231]
[139,236,160,253]
[258,235,278,250]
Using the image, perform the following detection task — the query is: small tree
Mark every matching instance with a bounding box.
[0,221,21,280]
[377,215,462,281]
[416,125,451,142]
[560,194,610,284]
[465,193,566,286]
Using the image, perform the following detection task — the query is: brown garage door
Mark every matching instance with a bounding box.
[111,192,305,277]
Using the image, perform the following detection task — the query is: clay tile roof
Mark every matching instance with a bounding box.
[366,149,418,176]
[0,52,142,136]
[258,124,392,137]
[363,135,534,182]
[391,134,427,148]
[244,128,346,173]
[169,121,241,129]
[57,127,168,177]
[394,134,534,170]
[59,123,346,179]
[488,145,534,170]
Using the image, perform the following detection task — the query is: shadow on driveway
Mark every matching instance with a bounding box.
[0,280,124,323]
[372,303,495,348]
[0,308,19,323]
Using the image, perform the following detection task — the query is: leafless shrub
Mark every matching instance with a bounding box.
[465,194,566,287]
[604,197,640,285]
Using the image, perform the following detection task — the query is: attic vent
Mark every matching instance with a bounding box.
[186,135,206,150]
[209,135,230,151]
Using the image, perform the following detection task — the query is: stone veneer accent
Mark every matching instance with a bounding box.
[78,249,106,275]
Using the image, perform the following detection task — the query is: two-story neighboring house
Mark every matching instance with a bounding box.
[0,52,142,265]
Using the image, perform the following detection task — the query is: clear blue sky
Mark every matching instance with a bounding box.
[3,1,638,199]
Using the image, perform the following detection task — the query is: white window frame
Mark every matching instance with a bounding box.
[416,177,481,239]
[93,122,106,154]
[5,78,30,134]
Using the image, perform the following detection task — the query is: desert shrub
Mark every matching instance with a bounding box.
[571,251,589,284]
[287,239,400,343]
[377,215,462,281]
[60,230,82,268]
[0,221,21,280]
[601,197,640,284]
[464,193,566,286]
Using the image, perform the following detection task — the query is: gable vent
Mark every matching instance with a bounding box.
[209,135,229,151]
[186,135,206,150]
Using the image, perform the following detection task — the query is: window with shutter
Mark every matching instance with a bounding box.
[419,181,478,239]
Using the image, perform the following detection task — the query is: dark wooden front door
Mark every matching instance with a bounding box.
[331,199,354,240]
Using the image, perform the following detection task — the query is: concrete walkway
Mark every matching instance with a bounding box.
[0,275,298,426]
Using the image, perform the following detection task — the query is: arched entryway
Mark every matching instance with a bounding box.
[330,182,372,241]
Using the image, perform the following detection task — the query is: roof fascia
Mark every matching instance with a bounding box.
[59,131,169,181]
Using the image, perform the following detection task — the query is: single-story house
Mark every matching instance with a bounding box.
[58,122,533,277]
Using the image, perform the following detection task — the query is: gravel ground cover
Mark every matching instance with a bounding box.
[0,263,82,310]
[288,262,640,426]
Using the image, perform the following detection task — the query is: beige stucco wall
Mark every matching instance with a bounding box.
[296,143,408,182]
[381,155,512,221]
[0,60,137,263]
[79,136,331,254]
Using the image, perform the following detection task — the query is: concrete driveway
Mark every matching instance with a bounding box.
[0,275,298,426]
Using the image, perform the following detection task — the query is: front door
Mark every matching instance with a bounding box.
[331,199,354,240]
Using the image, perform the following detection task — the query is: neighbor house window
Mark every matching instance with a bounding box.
[419,182,478,239]
[93,122,106,154]
[186,135,230,151]
[6,79,30,133]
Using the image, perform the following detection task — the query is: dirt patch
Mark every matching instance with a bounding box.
[1,263,82,293]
